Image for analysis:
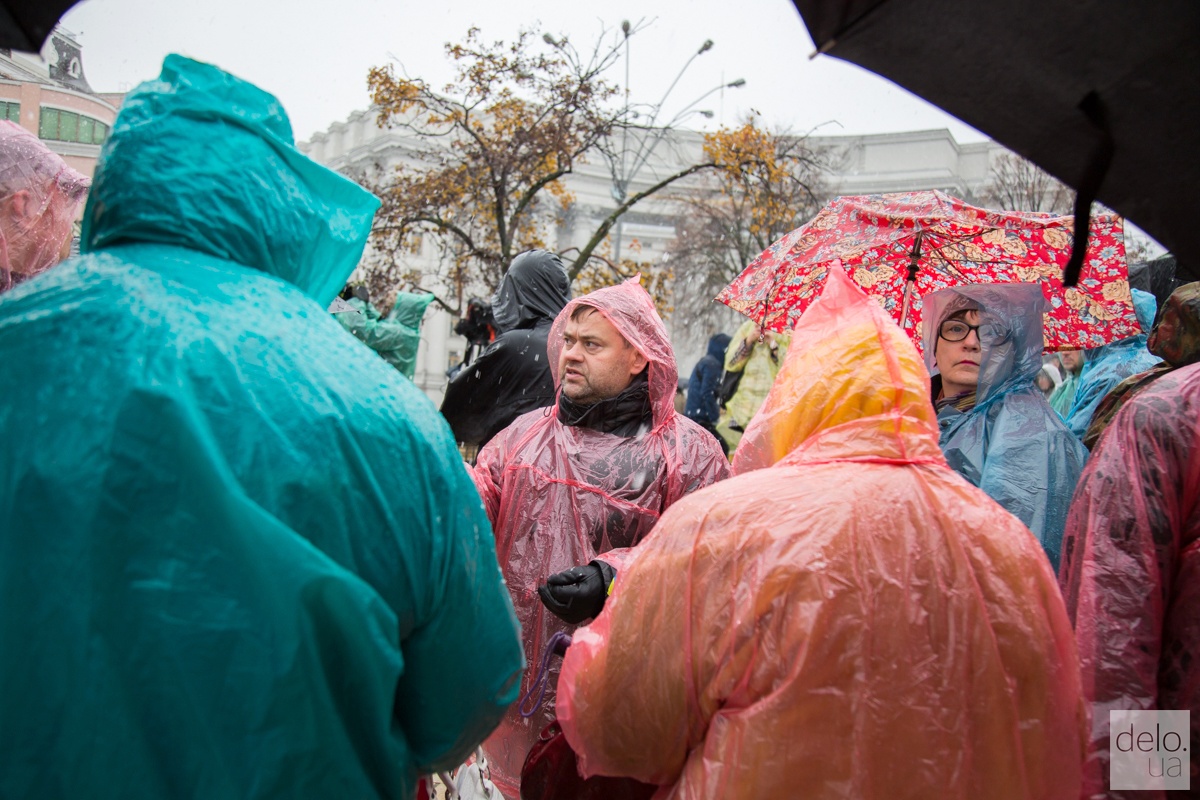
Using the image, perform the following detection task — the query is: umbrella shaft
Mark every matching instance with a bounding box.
[900,279,915,328]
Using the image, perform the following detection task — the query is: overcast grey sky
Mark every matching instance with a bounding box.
[59,0,986,145]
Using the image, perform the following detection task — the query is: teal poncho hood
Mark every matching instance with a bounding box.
[82,54,378,305]
[1064,288,1163,440]
[0,56,522,799]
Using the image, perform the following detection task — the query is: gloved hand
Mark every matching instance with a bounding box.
[537,561,615,624]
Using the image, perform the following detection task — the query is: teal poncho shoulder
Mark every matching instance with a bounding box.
[0,56,522,798]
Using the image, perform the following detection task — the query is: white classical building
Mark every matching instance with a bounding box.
[300,111,1006,402]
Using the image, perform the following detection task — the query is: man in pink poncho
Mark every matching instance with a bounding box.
[472,277,729,797]
[0,121,89,293]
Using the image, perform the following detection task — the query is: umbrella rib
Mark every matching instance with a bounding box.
[812,0,895,54]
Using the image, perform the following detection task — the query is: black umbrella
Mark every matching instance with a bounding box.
[791,0,1200,286]
[0,0,83,52]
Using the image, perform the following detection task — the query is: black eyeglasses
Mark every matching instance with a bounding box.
[938,318,1007,344]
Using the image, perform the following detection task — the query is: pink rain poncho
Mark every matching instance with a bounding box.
[558,269,1086,800]
[1059,361,1200,800]
[0,121,89,292]
[472,278,730,797]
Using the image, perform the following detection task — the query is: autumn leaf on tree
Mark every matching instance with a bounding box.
[353,23,779,314]
[666,116,828,343]
[360,26,629,310]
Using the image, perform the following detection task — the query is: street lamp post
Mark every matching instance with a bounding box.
[610,26,744,264]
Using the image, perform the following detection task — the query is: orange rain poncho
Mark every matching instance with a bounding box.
[0,121,88,292]
[472,278,729,797]
[558,268,1086,800]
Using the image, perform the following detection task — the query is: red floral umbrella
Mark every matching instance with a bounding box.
[716,190,1142,353]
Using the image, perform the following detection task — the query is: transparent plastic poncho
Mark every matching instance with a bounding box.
[472,277,729,797]
[0,120,88,292]
[1064,288,1162,440]
[1059,362,1200,800]
[922,283,1089,570]
[558,269,1086,800]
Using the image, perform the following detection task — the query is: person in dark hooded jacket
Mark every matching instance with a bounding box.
[440,249,570,450]
[685,332,732,454]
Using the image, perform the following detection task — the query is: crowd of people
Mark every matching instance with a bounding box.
[0,56,1196,800]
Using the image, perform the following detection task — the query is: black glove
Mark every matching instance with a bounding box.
[537,561,615,624]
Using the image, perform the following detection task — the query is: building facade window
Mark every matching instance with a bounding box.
[38,107,109,145]
[0,101,18,123]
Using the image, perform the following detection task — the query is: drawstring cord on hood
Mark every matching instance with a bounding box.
[518,631,572,718]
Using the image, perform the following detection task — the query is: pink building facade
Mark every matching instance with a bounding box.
[0,29,122,180]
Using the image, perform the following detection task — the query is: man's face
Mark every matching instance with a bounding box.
[1059,349,1084,374]
[0,184,74,277]
[934,309,982,397]
[1147,308,1185,366]
[559,307,648,405]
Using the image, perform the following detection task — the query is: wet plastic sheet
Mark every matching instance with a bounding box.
[0,56,522,799]
[472,278,729,797]
[1059,362,1200,800]
[0,120,88,292]
[923,283,1089,570]
[1065,288,1162,439]
[559,269,1086,800]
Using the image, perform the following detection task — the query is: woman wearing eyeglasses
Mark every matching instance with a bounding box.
[922,283,1088,571]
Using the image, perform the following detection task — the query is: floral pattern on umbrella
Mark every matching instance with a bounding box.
[716,190,1140,353]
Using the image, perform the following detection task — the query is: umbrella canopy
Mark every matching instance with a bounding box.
[0,0,82,52]
[716,190,1141,352]
[789,0,1200,279]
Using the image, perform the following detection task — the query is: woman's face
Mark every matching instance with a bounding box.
[935,309,982,397]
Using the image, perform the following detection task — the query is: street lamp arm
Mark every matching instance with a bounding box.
[618,77,745,184]
[665,79,745,127]
[633,48,704,139]
[568,160,718,280]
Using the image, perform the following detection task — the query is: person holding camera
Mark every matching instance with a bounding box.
[440,250,571,452]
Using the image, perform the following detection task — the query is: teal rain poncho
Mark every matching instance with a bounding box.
[0,56,522,799]
[1064,288,1162,440]
[924,283,1088,571]
[336,292,434,378]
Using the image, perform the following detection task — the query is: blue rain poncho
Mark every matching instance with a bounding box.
[0,55,522,799]
[1064,288,1162,440]
[924,283,1088,570]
